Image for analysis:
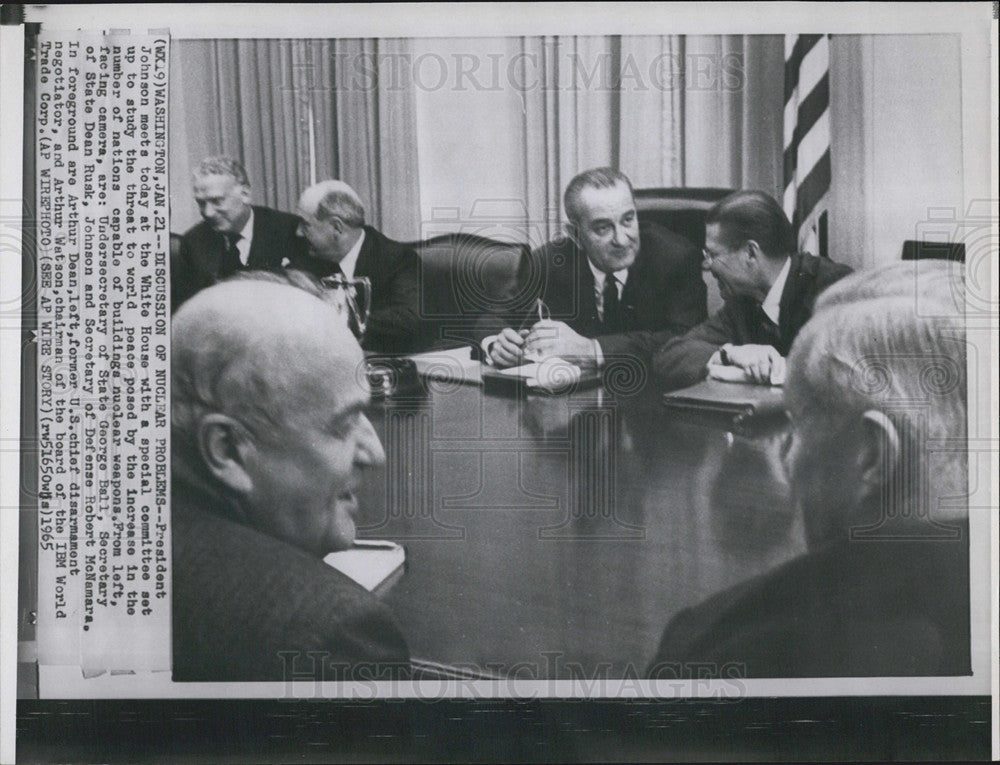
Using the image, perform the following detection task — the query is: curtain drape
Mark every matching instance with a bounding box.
[170,38,421,240]
[170,35,783,244]
[513,34,784,243]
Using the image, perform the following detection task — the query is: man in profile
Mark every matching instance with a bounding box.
[289,180,422,354]
[172,156,306,310]
[481,167,706,369]
[648,261,970,677]
[652,191,852,389]
[171,276,410,682]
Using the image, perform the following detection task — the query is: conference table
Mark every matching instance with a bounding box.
[355,355,805,680]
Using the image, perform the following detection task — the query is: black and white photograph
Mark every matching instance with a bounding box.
[1,2,997,762]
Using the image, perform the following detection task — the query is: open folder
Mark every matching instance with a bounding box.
[662,379,788,436]
[323,540,406,596]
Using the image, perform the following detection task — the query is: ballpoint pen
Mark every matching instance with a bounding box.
[518,297,550,332]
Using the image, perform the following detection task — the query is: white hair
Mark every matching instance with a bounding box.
[788,261,967,520]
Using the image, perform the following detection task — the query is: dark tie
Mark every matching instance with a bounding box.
[602,275,621,332]
[219,232,243,277]
[755,304,780,346]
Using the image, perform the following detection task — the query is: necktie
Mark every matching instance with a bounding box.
[602,275,621,333]
[756,304,780,346]
[220,232,243,276]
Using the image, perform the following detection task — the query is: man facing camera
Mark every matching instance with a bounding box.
[652,191,852,389]
[289,180,422,354]
[171,276,410,682]
[172,156,306,310]
[482,168,706,369]
[648,261,970,678]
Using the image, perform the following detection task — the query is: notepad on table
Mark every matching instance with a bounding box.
[662,379,787,436]
[324,540,406,595]
[409,346,483,385]
[482,358,600,395]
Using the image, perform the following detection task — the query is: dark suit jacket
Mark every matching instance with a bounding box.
[287,225,422,354]
[172,205,306,311]
[652,253,853,390]
[478,222,706,362]
[647,535,970,678]
[172,465,410,682]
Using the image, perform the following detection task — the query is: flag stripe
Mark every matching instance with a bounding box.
[783,34,822,103]
[818,210,828,258]
[795,149,831,228]
[796,73,830,143]
[795,109,830,187]
[782,74,829,189]
[797,36,829,103]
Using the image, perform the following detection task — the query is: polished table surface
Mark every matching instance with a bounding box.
[356,372,805,679]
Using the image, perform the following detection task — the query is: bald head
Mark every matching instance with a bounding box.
[299,180,365,228]
[173,279,363,453]
[173,278,384,555]
[296,180,366,262]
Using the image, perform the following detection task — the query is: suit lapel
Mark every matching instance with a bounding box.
[574,244,598,326]
[777,252,806,350]
[353,226,377,280]
[619,246,649,329]
[247,206,269,269]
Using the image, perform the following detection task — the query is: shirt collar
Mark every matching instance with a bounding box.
[338,228,365,280]
[586,257,630,291]
[237,207,254,241]
[233,208,254,266]
[761,256,791,325]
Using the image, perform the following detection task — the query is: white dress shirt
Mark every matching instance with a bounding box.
[235,209,254,266]
[337,229,366,279]
[760,256,791,326]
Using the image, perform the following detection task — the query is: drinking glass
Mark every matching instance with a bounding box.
[320,275,372,342]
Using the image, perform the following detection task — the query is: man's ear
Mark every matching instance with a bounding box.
[239,184,252,205]
[564,221,580,246]
[743,239,762,264]
[197,413,255,495]
[857,409,900,489]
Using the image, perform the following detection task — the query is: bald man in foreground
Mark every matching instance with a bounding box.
[171,277,410,682]
[648,261,971,677]
[288,180,422,353]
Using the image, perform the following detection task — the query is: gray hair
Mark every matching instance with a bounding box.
[171,276,355,469]
[788,261,967,518]
[563,167,634,225]
[193,156,250,187]
[705,191,795,259]
[316,187,366,228]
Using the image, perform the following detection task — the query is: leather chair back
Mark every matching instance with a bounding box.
[409,233,530,350]
[901,240,965,263]
[634,187,733,314]
[633,187,733,250]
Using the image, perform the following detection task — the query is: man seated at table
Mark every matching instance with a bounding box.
[172,156,306,310]
[287,179,422,354]
[171,275,410,682]
[652,191,852,389]
[648,261,970,677]
[481,167,706,369]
